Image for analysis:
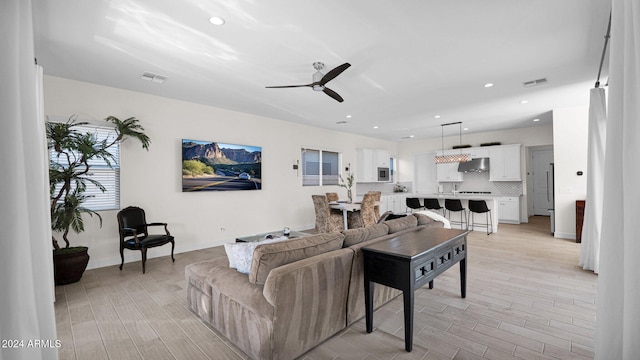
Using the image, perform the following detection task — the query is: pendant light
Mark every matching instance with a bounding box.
[434,122,471,163]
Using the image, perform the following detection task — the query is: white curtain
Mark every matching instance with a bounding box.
[595,0,640,359]
[579,88,607,273]
[0,1,58,360]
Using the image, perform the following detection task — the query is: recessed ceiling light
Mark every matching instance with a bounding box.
[520,100,529,104]
[533,118,540,122]
[463,128,469,131]
[209,16,225,25]
[483,83,494,88]
[346,114,352,118]
[434,115,441,119]
[373,126,379,129]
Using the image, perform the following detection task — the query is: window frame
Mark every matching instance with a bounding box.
[301,147,342,187]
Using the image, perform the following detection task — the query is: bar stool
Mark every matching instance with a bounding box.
[423,198,444,215]
[445,199,468,230]
[468,200,493,235]
[405,197,424,213]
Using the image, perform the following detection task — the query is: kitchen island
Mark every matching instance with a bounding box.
[417,193,500,233]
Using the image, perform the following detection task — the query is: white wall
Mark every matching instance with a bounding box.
[44,76,397,269]
[397,125,554,222]
[552,107,589,239]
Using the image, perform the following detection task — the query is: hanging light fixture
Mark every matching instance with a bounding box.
[434,121,471,163]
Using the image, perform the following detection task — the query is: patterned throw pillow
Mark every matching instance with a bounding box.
[223,236,289,274]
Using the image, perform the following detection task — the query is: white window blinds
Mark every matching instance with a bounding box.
[50,124,120,211]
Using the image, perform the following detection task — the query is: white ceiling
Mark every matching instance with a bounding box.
[32,0,611,141]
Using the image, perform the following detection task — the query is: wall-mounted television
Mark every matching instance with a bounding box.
[182,139,262,192]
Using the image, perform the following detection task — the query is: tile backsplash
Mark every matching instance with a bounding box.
[441,172,523,196]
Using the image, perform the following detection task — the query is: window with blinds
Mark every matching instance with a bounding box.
[301,148,340,186]
[50,124,120,211]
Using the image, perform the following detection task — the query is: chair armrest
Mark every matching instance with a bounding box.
[146,222,171,235]
[121,227,140,244]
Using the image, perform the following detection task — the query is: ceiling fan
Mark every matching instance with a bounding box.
[266,62,351,102]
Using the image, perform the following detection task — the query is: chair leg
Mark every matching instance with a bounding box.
[170,240,175,262]
[119,246,125,271]
[141,248,147,274]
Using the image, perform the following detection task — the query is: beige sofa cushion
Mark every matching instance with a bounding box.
[341,223,389,247]
[384,214,418,233]
[249,233,345,285]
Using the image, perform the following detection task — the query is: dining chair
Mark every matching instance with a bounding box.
[347,192,378,228]
[311,195,343,233]
[325,192,339,202]
[370,191,382,220]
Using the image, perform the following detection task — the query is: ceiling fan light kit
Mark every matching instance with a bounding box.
[434,121,471,164]
[266,62,351,102]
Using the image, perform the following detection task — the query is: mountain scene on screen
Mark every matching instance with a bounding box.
[182,141,261,179]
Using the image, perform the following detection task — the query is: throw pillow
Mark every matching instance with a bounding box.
[224,236,289,274]
[249,233,345,285]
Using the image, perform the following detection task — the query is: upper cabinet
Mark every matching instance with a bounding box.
[436,150,464,182]
[489,144,521,181]
[374,150,390,168]
[356,148,391,182]
[468,148,489,159]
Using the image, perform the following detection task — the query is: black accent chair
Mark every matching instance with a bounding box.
[117,206,175,273]
[468,200,493,235]
[445,199,468,230]
[405,197,424,212]
[423,198,444,215]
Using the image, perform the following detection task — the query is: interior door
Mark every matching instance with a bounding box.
[532,149,554,215]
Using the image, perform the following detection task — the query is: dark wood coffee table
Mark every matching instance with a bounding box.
[362,227,470,352]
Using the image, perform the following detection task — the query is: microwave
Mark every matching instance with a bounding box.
[377,167,390,182]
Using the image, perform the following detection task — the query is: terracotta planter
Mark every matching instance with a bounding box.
[53,246,90,286]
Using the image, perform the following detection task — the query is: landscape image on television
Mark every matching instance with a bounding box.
[182,139,262,192]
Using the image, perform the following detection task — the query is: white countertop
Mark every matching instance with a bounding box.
[425,193,521,200]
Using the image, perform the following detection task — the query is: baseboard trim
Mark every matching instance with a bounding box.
[554,232,576,240]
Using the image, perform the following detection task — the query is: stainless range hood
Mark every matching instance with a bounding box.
[457,157,490,173]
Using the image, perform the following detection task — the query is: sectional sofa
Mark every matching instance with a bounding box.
[185,212,445,360]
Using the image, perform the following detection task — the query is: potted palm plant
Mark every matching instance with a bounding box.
[48,115,150,285]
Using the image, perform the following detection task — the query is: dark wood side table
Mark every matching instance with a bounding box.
[362,227,470,352]
[576,200,585,243]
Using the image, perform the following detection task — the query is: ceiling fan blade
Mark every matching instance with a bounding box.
[323,87,344,102]
[319,63,351,86]
[265,84,312,88]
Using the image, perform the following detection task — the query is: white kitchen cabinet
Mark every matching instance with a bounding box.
[375,150,390,168]
[498,197,520,223]
[357,148,390,182]
[468,148,489,159]
[437,162,463,182]
[435,150,464,182]
[489,144,521,181]
[414,153,437,195]
[356,149,375,182]
[380,194,407,214]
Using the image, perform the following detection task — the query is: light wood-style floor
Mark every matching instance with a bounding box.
[54,216,597,360]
